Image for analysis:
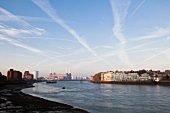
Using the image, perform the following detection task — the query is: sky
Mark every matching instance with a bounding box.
[0,0,170,77]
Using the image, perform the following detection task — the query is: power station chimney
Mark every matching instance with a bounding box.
[68,67,71,74]
[66,67,68,73]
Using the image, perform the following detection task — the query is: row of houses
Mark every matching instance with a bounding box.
[90,70,170,83]
[101,71,151,82]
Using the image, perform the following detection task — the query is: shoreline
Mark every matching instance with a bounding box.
[0,82,89,113]
[90,80,170,85]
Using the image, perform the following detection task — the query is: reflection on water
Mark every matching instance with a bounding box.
[156,85,161,93]
[22,81,170,113]
[33,83,57,93]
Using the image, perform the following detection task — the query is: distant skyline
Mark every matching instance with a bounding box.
[0,0,170,77]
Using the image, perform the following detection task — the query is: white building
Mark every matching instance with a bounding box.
[114,71,127,81]
[101,71,128,82]
[139,73,151,81]
[127,73,139,81]
[101,71,152,82]
[33,71,39,80]
[101,71,114,82]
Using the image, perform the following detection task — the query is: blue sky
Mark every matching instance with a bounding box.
[0,0,170,77]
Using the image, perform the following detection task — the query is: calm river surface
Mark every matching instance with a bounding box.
[22,81,170,113]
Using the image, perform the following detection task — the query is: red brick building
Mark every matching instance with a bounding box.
[23,71,33,80]
[7,69,22,80]
[90,72,102,82]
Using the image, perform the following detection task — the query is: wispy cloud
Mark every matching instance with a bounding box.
[164,49,170,60]
[143,48,170,62]
[110,0,130,44]
[0,24,45,37]
[32,0,97,56]
[24,36,78,43]
[0,8,47,37]
[101,46,161,59]
[32,0,113,68]
[0,34,71,65]
[18,16,78,24]
[13,54,30,57]
[128,0,146,19]
[110,0,131,65]
[26,59,49,69]
[0,7,79,45]
[0,7,46,38]
[132,27,170,41]
[66,48,157,64]
[0,7,34,28]
[0,34,42,53]
[0,7,72,66]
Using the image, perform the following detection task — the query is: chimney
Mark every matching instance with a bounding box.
[68,67,71,74]
[66,67,68,73]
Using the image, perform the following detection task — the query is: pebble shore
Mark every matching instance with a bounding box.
[0,83,89,113]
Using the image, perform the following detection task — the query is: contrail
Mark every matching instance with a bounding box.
[0,7,38,29]
[0,34,71,65]
[128,0,146,19]
[0,7,46,37]
[32,0,97,56]
[0,7,73,66]
[133,27,170,41]
[32,0,114,68]
[110,0,131,44]
[23,36,78,43]
[26,59,49,69]
[110,0,131,66]
[0,35,42,53]
[0,8,78,76]
[143,48,170,62]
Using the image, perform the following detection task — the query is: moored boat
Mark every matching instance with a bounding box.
[46,80,57,83]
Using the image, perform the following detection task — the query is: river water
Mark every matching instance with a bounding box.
[22,81,170,113]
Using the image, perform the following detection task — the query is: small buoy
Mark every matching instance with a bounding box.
[62,87,65,89]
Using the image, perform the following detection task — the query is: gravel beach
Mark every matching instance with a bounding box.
[0,82,89,113]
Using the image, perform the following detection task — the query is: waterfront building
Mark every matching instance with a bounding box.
[101,71,140,82]
[82,76,89,80]
[115,71,127,81]
[47,67,72,80]
[152,73,163,82]
[139,73,151,81]
[90,72,102,82]
[89,76,94,81]
[91,69,170,83]
[58,74,68,80]
[92,70,155,82]
[66,67,72,80]
[127,73,139,81]
[0,72,6,81]
[33,71,39,80]
[48,73,67,80]
[71,76,78,80]
[71,76,89,80]
[101,71,113,82]
[165,70,170,75]
[7,69,22,80]
[37,76,45,81]
[23,71,33,80]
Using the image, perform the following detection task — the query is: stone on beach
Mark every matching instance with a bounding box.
[0,83,89,113]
